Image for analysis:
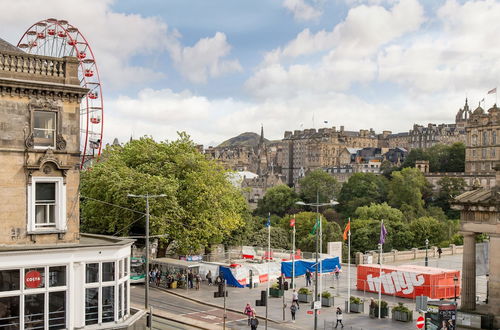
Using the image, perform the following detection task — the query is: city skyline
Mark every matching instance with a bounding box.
[1,0,499,146]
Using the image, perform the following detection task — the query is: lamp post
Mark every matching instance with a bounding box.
[453,275,458,303]
[128,193,167,324]
[296,194,338,330]
[425,238,429,267]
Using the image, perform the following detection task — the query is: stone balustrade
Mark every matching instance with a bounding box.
[0,50,80,85]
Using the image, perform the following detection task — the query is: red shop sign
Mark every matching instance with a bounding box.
[25,270,42,288]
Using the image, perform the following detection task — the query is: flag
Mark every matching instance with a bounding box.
[324,121,328,124]
[311,218,319,234]
[379,221,387,245]
[343,220,351,241]
[481,98,485,103]
[488,88,497,94]
[290,218,295,227]
[266,213,271,227]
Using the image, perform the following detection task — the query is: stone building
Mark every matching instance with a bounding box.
[0,38,140,328]
[452,165,500,328]
[465,103,499,175]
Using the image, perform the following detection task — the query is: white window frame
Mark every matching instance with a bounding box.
[28,177,66,233]
[33,110,57,149]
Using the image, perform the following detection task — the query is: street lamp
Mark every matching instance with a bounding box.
[425,238,429,267]
[295,194,338,330]
[453,275,458,303]
[128,193,167,326]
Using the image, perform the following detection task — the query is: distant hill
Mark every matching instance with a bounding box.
[217,132,269,148]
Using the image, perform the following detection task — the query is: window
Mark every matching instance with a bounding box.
[35,182,56,228]
[84,261,129,324]
[34,111,56,148]
[493,131,497,145]
[483,131,488,145]
[28,177,66,233]
[0,266,67,329]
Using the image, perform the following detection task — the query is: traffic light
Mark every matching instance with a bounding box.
[255,290,267,306]
[278,276,283,290]
[284,280,289,290]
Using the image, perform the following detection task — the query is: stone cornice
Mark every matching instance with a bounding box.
[0,77,87,103]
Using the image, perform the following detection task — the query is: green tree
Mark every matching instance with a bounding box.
[354,203,404,223]
[81,135,248,254]
[298,169,340,204]
[408,216,447,247]
[401,148,428,169]
[252,227,291,250]
[254,184,299,217]
[401,143,465,173]
[338,173,389,218]
[388,168,428,219]
[281,212,342,252]
[432,176,466,218]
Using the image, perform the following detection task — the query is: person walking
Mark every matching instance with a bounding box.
[335,307,344,328]
[206,270,213,286]
[188,271,194,289]
[305,269,312,287]
[250,315,259,330]
[290,302,297,322]
[438,247,443,258]
[292,289,300,309]
[195,274,201,290]
[244,303,253,325]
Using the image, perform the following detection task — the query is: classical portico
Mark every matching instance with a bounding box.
[453,165,500,326]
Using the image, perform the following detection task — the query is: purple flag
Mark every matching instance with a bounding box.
[379,222,387,245]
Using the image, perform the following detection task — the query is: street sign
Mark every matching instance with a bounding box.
[313,301,321,310]
[416,316,425,329]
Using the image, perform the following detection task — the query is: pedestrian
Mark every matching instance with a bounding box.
[250,315,259,330]
[305,269,310,286]
[215,274,222,285]
[188,271,194,289]
[206,270,213,286]
[195,274,201,290]
[156,270,161,286]
[334,266,340,281]
[335,307,344,328]
[244,303,253,325]
[290,302,297,322]
[292,289,300,309]
[438,247,443,258]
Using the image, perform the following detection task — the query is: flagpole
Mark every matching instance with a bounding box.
[347,217,351,314]
[319,214,323,297]
[292,215,296,289]
[378,221,383,320]
[266,212,270,330]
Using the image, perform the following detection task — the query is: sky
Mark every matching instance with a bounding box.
[1,0,500,147]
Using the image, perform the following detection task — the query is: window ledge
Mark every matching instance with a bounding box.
[27,229,66,235]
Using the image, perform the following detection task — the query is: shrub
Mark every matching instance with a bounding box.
[298,287,311,295]
[392,302,411,313]
[270,283,279,289]
[350,296,363,304]
[321,291,331,298]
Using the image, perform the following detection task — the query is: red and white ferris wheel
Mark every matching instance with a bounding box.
[18,18,103,168]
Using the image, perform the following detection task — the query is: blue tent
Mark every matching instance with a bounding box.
[219,266,245,288]
[281,257,341,278]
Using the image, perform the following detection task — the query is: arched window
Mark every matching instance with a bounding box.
[483,131,488,145]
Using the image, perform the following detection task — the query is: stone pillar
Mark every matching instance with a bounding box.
[461,232,476,311]
[488,234,500,317]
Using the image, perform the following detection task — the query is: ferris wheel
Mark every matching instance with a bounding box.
[18,18,104,168]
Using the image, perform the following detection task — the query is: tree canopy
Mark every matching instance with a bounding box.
[81,135,248,254]
[338,173,388,218]
[388,167,429,219]
[298,169,340,204]
[402,143,465,172]
[254,184,299,217]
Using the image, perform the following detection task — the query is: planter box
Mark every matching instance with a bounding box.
[298,293,312,303]
[321,296,334,307]
[392,310,413,322]
[269,288,284,298]
[345,301,364,313]
[370,307,389,318]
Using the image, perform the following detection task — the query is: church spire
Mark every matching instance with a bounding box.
[259,124,264,146]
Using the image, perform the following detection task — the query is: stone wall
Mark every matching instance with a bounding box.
[355,245,464,265]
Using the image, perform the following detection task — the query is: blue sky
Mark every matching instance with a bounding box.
[1,0,499,146]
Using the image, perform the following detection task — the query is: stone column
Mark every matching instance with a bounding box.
[488,234,500,317]
[461,231,476,311]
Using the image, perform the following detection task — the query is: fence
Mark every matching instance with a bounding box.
[355,244,464,265]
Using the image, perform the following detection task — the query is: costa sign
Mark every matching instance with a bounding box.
[357,264,460,299]
[25,270,42,288]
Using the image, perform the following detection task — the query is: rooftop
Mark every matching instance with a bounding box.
[0,38,23,54]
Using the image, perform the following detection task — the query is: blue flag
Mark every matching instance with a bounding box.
[266,213,271,227]
[379,221,387,245]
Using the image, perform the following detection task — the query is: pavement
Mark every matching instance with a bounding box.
[130,253,483,330]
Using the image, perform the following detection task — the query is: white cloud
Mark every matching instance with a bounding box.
[250,0,424,98]
[378,0,500,93]
[282,0,323,22]
[0,0,175,90]
[167,32,242,84]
